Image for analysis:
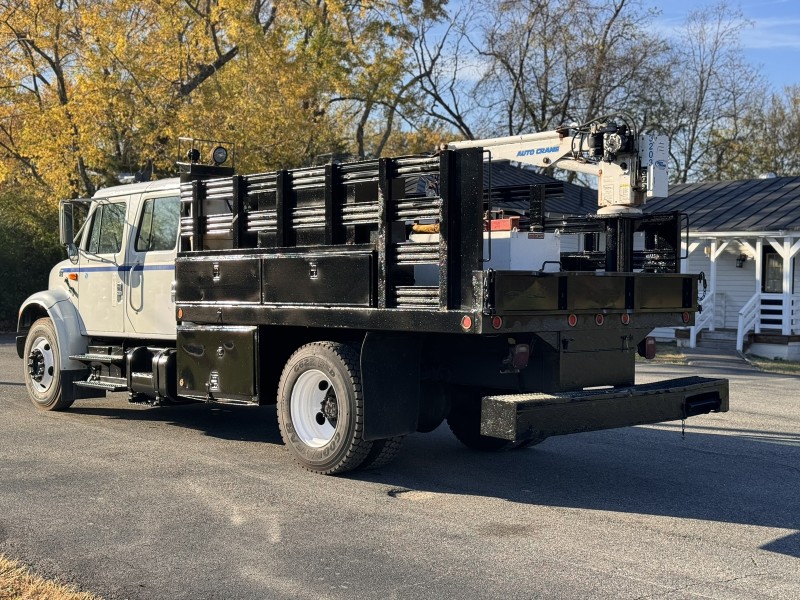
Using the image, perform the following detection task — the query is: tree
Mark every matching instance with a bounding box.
[702,86,800,180]
[648,2,764,183]
[465,0,667,137]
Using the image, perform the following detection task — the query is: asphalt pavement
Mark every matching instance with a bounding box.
[1,335,798,599]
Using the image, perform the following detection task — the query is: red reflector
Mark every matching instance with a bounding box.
[620,313,630,325]
[491,315,503,329]
[461,315,473,330]
[682,311,691,324]
[595,314,605,326]
[567,314,578,327]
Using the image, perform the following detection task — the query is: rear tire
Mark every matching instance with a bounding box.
[23,318,73,411]
[277,342,373,474]
[360,436,405,469]
[446,387,513,452]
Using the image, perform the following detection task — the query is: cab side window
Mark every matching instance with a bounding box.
[86,202,126,254]
[135,196,180,252]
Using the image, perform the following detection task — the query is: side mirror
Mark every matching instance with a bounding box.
[59,200,74,246]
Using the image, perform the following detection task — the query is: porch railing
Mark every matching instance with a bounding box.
[689,292,715,348]
[737,292,800,351]
[736,293,760,352]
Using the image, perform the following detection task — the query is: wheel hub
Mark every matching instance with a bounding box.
[28,348,46,382]
[320,390,338,421]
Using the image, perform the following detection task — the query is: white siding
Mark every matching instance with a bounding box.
[795,256,799,294]
[684,242,760,330]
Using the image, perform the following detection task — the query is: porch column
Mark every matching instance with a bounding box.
[741,238,763,333]
[783,238,800,335]
[708,239,729,332]
[770,237,800,335]
[756,238,763,333]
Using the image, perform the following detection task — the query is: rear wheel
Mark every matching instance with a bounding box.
[360,436,405,470]
[23,318,73,411]
[446,387,539,452]
[447,388,545,451]
[277,342,373,474]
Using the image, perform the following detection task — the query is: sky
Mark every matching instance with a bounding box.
[651,0,800,90]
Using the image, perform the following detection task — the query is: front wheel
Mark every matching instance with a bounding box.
[277,342,373,474]
[23,318,72,411]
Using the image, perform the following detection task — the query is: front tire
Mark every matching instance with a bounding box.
[277,342,373,474]
[23,318,73,411]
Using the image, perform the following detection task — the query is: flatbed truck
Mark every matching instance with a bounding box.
[17,118,728,474]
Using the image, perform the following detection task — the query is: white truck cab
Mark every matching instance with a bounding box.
[62,177,181,339]
[52,177,180,338]
[17,177,181,409]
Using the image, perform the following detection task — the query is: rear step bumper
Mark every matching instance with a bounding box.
[481,376,729,442]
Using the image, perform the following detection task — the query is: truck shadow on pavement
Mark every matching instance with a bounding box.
[64,393,799,559]
[69,399,284,445]
[362,422,800,559]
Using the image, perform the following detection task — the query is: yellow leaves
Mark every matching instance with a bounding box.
[1,0,438,197]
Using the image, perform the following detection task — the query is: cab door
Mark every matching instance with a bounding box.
[78,199,128,335]
[124,194,181,337]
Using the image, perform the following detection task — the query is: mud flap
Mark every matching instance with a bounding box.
[360,332,422,441]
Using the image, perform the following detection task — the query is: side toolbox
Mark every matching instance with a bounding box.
[176,325,259,403]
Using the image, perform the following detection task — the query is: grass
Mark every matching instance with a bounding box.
[745,355,800,375]
[634,342,688,365]
[635,341,800,375]
[0,555,101,600]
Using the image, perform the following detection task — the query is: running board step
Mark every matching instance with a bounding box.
[74,380,128,392]
[70,353,125,363]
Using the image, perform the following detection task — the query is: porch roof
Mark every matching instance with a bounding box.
[644,176,800,232]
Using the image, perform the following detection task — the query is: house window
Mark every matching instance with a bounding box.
[762,250,783,293]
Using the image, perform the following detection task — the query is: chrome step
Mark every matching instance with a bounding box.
[70,353,125,363]
[74,380,127,392]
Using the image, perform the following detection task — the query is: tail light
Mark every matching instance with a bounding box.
[511,344,530,370]
[637,336,656,360]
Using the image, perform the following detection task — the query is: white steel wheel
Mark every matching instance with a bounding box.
[28,336,56,394]
[277,342,373,474]
[290,369,338,448]
[23,318,72,411]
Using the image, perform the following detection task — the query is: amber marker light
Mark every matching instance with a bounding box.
[177,308,184,320]
[68,273,78,281]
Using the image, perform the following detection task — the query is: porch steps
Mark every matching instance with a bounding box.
[695,329,737,350]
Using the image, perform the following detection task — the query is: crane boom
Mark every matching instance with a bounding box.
[446,116,669,214]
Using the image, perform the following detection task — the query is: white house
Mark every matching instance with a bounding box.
[644,177,800,359]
